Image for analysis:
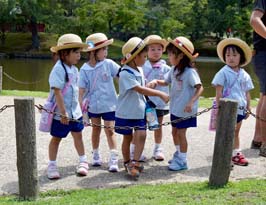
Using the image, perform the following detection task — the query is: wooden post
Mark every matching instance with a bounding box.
[209,98,238,187]
[14,98,39,200]
[0,66,2,93]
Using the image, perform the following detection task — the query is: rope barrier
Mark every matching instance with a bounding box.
[3,71,43,85]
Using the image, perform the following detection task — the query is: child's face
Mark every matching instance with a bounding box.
[65,49,81,65]
[134,51,147,66]
[148,43,163,62]
[96,47,108,61]
[168,51,182,66]
[225,47,241,69]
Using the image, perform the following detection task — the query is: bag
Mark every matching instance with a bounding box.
[81,98,90,126]
[39,101,57,132]
[209,100,218,131]
[145,97,159,131]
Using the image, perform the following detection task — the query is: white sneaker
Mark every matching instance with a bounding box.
[108,150,119,172]
[92,151,102,167]
[47,164,60,179]
[153,146,165,161]
[76,161,89,176]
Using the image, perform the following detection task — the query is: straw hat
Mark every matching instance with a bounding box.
[217,37,252,67]
[83,33,113,52]
[121,37,146,64]
[144,35,168,52]
[167,36,199,60]
[50,33,88,53]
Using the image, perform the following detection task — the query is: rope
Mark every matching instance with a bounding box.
[3,71,43,85]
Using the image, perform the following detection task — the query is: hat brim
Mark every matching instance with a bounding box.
[83,39,114,52]
[121,43,146,65]
[50,43,88,53]
[217,38,252,67]
[145,39,169,52]
[167,37,198,60]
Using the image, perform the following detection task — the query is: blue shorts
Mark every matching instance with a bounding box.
[115,117,146,135]
[88,111,115,121]
[50,117,84,138]
[253,50,266,95]
[170,114,197,128]
[156,109,169,117]
[237,114,246,123]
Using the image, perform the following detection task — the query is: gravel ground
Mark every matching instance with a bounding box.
[0,96,265,195]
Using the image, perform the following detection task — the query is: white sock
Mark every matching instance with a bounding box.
[130,143,135,153]
[233,149,241,156]
[93,148,99,154]
[79,155,87,163]
[154,143,161,149]
[175,145,180,153]
[48,160,56,166]
[179,152,187,162]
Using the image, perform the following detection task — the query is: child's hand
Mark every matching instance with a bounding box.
[184,101,193,113]
[146,80,157,89]
[60,112,69,125]
[160,93,170,103]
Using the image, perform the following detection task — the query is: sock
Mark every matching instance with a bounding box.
[79,155,87,163]
[130,143,135,153]
[48,160,56,166]
[93,148,99,154]
[179,152,187,163]
[154,143,161,149]
[175,145,180,153]
[233,149,241,156]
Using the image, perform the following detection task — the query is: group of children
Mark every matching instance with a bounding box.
[45,32,254,179]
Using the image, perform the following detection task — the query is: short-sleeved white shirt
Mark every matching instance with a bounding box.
[165,66,202,117]
[78,59,120,114]
[115,65,146,119]
[212,65,254,115]
[143,59,170,110]
[49,60,82,120]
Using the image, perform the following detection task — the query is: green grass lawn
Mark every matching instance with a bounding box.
[0,179,265,204]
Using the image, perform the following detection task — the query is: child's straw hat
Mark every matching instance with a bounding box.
[167,36,199,60]
[144,35,168,52]
[83,33,113,52]
[217,37,252,67]
[50,33,88,53]
[121,37,146,64]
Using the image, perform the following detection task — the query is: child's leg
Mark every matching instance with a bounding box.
[103,120,117,150]
[49,136,62,161]
[133,130,146,161]
[234,121,242,150]
[122,134,133,162]
[154,116,163,144]
[91,117,102,150]
[178,128,188,153]
[153,116,165,160]
[172,127,180,151]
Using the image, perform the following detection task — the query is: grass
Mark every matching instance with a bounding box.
[0,179,265,204]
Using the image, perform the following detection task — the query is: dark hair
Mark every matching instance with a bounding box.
[166,43,190,79]
[222,45,246,66]
[58,47,80,82]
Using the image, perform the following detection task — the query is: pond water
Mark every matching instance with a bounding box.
[0,57,260,98]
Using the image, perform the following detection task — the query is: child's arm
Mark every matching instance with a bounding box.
[245,91,251,119]
[54,88,69,125]
[79,88,86,108]
[146,79,169,89]
[184,84,204,113]
[215,85,223,108]
[133,85,169,103]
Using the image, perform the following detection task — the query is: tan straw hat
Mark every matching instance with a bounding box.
[144,35,168,52]
[167,36,199,60]
[83,33,113,52]
[217,37,252,67]
[121,37,146,64]
[50,33,88,53]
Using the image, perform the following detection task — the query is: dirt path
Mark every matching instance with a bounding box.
[0,96,265,195]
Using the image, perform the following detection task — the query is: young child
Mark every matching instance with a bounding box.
[79,33,120,172]
[135,35,170,161]
[115,37,169,178]
[48,33,89,179]
[212,37,253,166]
[147,36,203,171]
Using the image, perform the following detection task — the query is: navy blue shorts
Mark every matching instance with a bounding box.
[237,114,246,123]
[115,117,146,135]
[50,117,84,138]
[170,114,197,128]
[253,50,266,95]
[88,111,115,121]
[156,109,169,117]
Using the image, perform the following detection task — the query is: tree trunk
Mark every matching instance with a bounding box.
[30,15,39,50]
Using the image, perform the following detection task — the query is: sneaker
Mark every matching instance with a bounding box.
[108,150,119,172]
[250,140,262,149]
[130,151,147,162]
[153,147,165,161]
[47,164,60,179]
[168,151,188,171]
[125,162,140,178]
[232,153,248,166]
[92,151,102,167]
[168,151,179,164]
[259,144,266,157]
[76,162,89,176]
